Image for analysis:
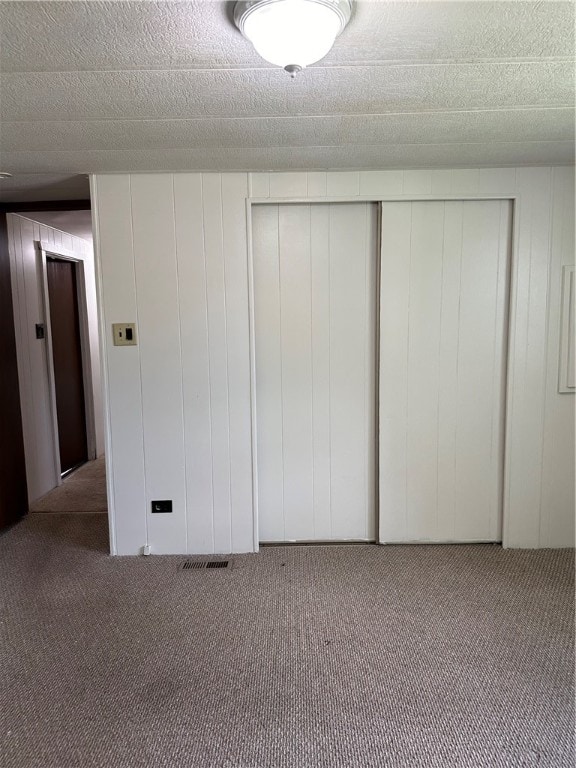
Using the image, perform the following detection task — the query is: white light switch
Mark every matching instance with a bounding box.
[112,323,137,346]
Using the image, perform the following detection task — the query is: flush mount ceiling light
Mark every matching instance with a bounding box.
[234,0,353,77]
[0,171,13,179]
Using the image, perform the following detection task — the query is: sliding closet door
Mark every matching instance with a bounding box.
[379,200,511,543]
[253,203,378,542]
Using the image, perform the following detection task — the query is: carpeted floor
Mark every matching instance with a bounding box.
[30,457,107,513]
[0,514,573,768]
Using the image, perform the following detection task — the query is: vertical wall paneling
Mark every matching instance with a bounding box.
[539,167,575,547]
[403,170,433,196]
[22,218,56,493]
[253,203,377,542]
[249,173,270,199]
[307,172,328,197]
[174,174,214,554]
[130,174,186,554]
[359,171,403,197]
[326,172,360,197]
[202,174,233,553]
[93,168,575,554]
[431,170,454,196]
[451,169,480,194]
[506,169,553,547]
[8,215,37,497]
[269,172,308,199]
[379,200,511,543]
[478,168,517,195]
[60,231,73,252]
[221,173,254,553]
[92,176,146,554]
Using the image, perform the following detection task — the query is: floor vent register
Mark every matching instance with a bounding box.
[181,560,231,571]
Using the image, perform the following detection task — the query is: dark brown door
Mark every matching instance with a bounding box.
[46,258,88,474]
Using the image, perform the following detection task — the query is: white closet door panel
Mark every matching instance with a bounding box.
[379,203,412,540]
[253,206,284,541]
[436,202,464,539]
[310,205,331,539]
[406,202,444,541]
[329,204,376,539]
[278,205,314,540]
[454,201,509,541]
[380,199,511,543]
[254,202,377,542]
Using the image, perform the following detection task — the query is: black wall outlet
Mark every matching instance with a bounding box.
[151,500,172,513]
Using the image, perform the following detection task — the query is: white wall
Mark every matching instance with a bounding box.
[92,168,575,555]
[7,214,104,504]
[25,210,94,246]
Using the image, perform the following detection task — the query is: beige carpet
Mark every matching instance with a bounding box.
[0,513,573,768]
[30,456,107,513]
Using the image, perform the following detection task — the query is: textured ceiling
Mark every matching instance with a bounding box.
[0,0,574,201]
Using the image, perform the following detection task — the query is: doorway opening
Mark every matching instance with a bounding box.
[45,255,90,477]
[4,204,108,526]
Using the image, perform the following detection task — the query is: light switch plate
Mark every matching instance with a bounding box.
[112,323,137,346]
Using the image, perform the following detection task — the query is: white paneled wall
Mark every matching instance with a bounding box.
[253,203,377,542]
[539,170,576,547]
[92,167,575,555]
[93,174,253,555]
[7,214,103,503]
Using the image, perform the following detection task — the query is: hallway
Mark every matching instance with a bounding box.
[30,457,107,513]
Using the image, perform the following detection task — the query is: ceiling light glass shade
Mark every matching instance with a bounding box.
[235,0,352,74]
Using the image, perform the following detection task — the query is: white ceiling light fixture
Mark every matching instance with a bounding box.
[234,0,353,77]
